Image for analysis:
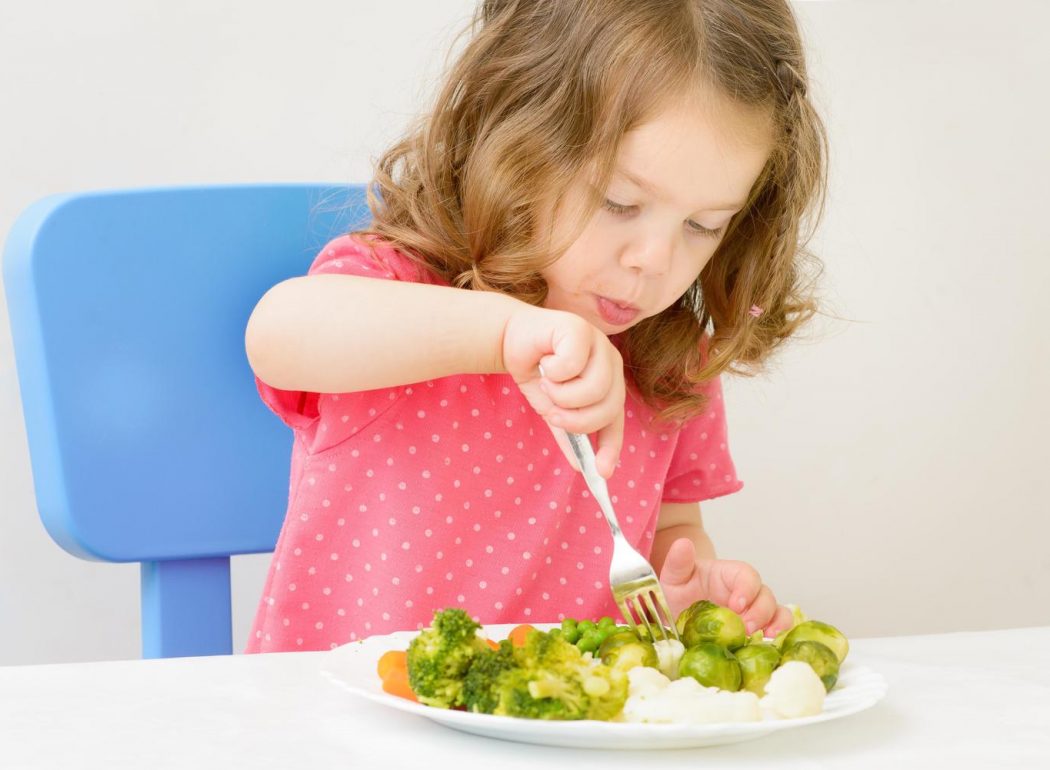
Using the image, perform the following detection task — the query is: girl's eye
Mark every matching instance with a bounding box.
[603,198,724,239]
[602,198,636,216]
[686,220,724,238]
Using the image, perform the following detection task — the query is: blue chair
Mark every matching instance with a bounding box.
[3,183,370,658]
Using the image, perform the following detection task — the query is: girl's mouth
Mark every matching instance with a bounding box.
[595,295,640,326]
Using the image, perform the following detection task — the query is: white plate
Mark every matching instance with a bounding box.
[320,623,887,750]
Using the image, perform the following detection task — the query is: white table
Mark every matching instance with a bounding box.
[2,627,1048,769]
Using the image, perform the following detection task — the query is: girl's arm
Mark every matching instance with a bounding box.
[246,272,626,475]
[245,274,518,393]
[651,502,716,573]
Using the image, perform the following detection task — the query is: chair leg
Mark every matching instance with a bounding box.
[140,557,233,658]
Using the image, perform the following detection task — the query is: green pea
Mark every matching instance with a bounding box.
[577,620,596,634]
[560,618,580,644]
[598,616,616,630]
[577,630,603,653]
[596,627,616,645]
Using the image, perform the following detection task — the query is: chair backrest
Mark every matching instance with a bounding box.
[3,183,369,657]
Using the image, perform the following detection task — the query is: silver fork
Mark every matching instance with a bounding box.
[554,426,682,645]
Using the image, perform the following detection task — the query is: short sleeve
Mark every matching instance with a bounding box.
[662,375,744,503]
[254,235,439,454]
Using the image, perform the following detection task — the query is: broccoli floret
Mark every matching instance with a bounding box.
[462,640,518,714]
[406,608,490,708]
[406,613,628,719]
[496,667,588,719]
[491,629,628,721]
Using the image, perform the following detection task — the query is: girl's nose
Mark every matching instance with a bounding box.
[620,230,674,277]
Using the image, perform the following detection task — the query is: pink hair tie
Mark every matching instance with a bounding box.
[749,305,764,318]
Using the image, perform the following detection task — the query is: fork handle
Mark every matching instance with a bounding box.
[536,363,628,541]
[558,429,626,540]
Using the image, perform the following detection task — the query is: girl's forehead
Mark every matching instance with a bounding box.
[615,95,773,213]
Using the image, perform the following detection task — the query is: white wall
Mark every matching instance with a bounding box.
[0,0,1046,665]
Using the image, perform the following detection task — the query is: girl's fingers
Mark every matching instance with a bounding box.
[545,423,581,472]
[546,401,620,436]
[658,538,698,587]
[593,411,624,478]
[740,585,778,635]
[538,352,582,383]
[538,323,592,382]
[764,605,795,637]
[720,563,763,615]
[541,344,617,408]
[541,372,611,409]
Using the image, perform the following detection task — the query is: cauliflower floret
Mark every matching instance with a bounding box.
[760,660,826,719]
[625,665,671,698]
[621,666,761,724]
[652,638,685,680]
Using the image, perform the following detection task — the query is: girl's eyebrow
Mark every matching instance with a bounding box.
[616,167,745,212]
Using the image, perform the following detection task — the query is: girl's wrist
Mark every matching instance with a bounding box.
[477,289,522,376]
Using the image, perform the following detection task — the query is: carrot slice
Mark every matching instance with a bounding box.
[484,638,500,651]
[381,666,418,702]
[508,624,536,648]
[377,649,407,681]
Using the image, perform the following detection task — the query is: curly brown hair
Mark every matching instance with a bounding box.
[361,0,828,422]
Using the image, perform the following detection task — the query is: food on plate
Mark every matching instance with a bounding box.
[778,639,840,692]
[405,607,493,708]
[620,666,762,724]
[759,661,826,718]
[633,623,678,644]
[376,649,417,701]
[735,642,781,695]
[678,641,743,691]
[557,616,628,653]
[676,599,748,650]
[597,631,659,674]
[772,604,809,647]
[379,600,850,724]
[460,619,628,720]
[651,638,685,679]
[507,623,537,648]
[778,620,850,664]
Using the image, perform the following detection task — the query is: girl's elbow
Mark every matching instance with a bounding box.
[244,285,292,386]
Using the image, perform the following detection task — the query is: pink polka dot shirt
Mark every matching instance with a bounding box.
[245,236,743,652]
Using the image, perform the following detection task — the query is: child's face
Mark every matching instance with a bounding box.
[542,92,773,334]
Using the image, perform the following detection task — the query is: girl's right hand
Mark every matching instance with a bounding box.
[501,305,625,478]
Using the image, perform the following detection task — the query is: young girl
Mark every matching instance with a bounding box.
[244,0,826,653]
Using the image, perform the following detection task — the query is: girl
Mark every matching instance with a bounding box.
[245,0,826,653]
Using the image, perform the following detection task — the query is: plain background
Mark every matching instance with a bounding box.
[0,0,1047,666]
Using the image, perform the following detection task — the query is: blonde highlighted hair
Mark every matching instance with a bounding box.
[361,0,828,421]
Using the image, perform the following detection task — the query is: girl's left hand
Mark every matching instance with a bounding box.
[658,538,794,638]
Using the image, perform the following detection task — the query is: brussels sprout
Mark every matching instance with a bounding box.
[779,620,849,664]
[735,642,781,696]
[676,600,747,650]
[779,640,840,692]
[785,604,808,627]
[633,623,676,644]
[678,642,742,691]
[598,631,659,673]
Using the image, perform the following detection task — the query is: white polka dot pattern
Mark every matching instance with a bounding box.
[246,236,742,653]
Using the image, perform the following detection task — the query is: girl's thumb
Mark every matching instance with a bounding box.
[659,538,698,586]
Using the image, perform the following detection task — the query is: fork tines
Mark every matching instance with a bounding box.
[618,587,678,644]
